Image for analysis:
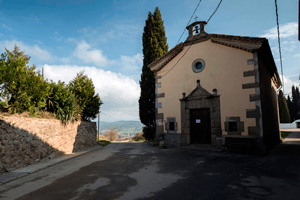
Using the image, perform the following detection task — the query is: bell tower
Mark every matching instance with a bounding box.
[186,21,208,40]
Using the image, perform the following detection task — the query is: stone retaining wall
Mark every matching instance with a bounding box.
[0,115,97,174]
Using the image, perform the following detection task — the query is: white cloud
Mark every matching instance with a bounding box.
[258,22,298,39]
[280,75,300,97]
[293,54,300,58]
[2,23,12,31]
[275,57,286,62]
[119,53,143,71]
[42,64,141,121]
[72,41,110,67]
[0,40,52,61]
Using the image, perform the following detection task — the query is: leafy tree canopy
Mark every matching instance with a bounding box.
[68,70,103,121]
[0,45,49,115]
[46,80,76,124]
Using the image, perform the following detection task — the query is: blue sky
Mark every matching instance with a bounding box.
[0,0,298,122]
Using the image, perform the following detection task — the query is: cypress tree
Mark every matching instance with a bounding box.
[287,95,291,102]
[292,85,297,104]
[139,7,168,141]
[278,90,290,123]
[296,86,300,104]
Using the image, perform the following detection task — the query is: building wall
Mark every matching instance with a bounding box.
[0,115,97,174]
[258,55,281,151]
[156,40,257,141]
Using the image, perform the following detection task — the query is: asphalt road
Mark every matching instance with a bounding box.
[0,142,300,200]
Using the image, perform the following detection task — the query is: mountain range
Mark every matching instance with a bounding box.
[92,120,145,137]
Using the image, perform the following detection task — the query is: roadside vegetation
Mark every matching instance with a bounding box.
[97,139,111,146]
[103,127,119,141]
[280,131,291,143]
[129,132,145,142]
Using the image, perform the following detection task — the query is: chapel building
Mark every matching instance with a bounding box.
[148,21,282,152]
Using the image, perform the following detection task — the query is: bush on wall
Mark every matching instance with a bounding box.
[68,70,103,121]
[0,45,49,115]
[0,45,103,124]
[46,80,76,124]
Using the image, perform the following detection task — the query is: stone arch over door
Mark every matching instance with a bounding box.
[180,80,221,146]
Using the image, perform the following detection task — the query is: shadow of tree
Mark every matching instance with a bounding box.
[0,118,97,174]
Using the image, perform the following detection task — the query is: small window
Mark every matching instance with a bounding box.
[192,59,205,73]
[195,62,203,70]
[169,122,175,130]
[229,122,237,132]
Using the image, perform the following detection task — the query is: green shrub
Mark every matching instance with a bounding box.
[68,71,103,121]
[0,45,49,116]
[97,139,111,146]
[46,80,76,124]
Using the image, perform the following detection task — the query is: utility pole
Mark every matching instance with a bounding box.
[98,111,101,141]
[42,67,44,78]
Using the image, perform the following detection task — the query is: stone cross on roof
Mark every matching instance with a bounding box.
[194,15,198,22]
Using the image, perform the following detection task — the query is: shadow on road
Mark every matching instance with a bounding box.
[269,132,300,156]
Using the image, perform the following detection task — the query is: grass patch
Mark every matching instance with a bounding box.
[281,132,291,138]
[128,139,145,143]
[97,139,111,146]
[280,132,291,143]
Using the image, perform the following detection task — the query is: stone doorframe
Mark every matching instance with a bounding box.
[179,80,222,146]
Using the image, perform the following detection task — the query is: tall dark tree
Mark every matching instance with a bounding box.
[139,7,168,140]
[287,86,299,122]
[278,90,290,123]
[292,85,297,104]
[287,95,291,102]
[296,86,300,104]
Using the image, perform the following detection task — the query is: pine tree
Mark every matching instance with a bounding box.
[139,7,168,141]
[278,90,290,123]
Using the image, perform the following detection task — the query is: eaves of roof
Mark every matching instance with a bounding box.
[148,33,281,88]
[148,42,184,73]
[148,33,266,74]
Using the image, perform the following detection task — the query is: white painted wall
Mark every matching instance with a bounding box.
[280,120,300,129]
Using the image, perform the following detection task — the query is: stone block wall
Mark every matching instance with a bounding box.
[0,115,97,174]
[163,133,182,147]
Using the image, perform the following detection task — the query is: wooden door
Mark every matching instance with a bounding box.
[190,108,211,144]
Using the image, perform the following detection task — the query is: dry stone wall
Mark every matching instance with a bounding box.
[0,115,97,174]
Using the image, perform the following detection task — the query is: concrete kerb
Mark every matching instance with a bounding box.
[0,145,103,185]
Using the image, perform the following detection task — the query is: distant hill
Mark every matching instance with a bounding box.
[93,120,145,137]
